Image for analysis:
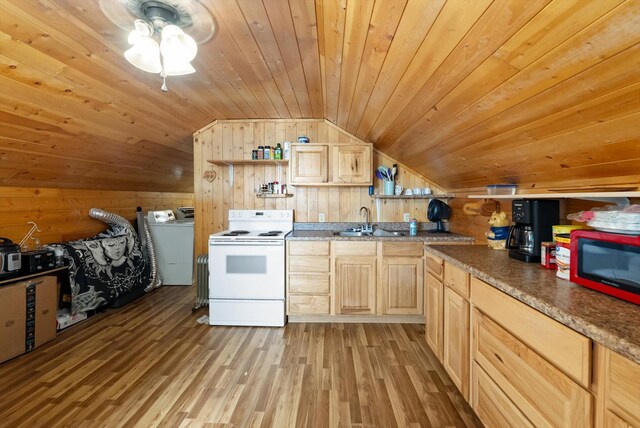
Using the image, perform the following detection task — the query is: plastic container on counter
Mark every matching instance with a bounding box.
[486,184,518,195]
[552,225,589,280]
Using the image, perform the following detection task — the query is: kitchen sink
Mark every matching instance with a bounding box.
[333,231,372,237]
[373,229,407,237]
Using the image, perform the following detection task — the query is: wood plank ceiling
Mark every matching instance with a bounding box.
[0,0,638,192]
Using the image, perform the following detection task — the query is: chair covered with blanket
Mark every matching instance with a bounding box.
[57,208,161,314]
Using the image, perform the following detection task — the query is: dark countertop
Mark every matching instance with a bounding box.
[286,230,474,242]
[424,245,640,364]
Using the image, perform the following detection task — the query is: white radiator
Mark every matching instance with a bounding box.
[193,254,209,310]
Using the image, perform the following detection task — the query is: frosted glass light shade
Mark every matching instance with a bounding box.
[125,36,162,73]
[160,25,198,63]
[162,57,195,76]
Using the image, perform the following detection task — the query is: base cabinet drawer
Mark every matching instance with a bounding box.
[289,274,330,294]
[289,256,330,273]
[288,295,330,314]
[472,362,534,428]
[472,277,591,386]
[473,309,592,428]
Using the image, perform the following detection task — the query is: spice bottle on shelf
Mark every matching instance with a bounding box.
[264,145,271,160]
[273,181,280,194]
[274,143,282,160]
[257,146,264,159]
[251,150,258,160]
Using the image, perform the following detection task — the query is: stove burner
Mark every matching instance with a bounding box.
[222,232,239,236]
[229,230,250,234]
[268,231,282,234]
[258,232,281,236]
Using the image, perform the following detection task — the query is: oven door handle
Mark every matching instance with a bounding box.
[210,240,284,246]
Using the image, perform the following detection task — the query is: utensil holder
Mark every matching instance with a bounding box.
[383,180,394,196]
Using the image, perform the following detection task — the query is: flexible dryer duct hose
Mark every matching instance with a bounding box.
[88,208,161,291]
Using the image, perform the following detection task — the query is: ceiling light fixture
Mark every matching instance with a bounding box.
[125,3,197,92]
[100,0,215,93]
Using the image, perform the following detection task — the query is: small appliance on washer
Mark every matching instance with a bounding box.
[147,209,195,285]
[208,209,293,327]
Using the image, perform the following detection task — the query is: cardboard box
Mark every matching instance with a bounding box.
[35,276,57,347]
[0,283,27,363]
[0,275,58,363]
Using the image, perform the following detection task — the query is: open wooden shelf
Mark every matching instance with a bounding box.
[208,159,288,166]
[256,193,294,198]
[371,194,455,200]
[468,191,640,205]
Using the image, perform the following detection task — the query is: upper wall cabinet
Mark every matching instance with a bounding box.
[289,144,328,184]
[331,145,372,184]
[290,143,372,186]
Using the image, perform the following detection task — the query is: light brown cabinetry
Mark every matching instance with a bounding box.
[289,144,328,184]
[335,256,377,314]
[442,262,471,400]
[379,242,423,315]
[331,144,372,184]
[472,308,592,427]
[443,285,470,400]
[472,362,534,428]
[289,143,372,186]
[333,241,377,315]
[287,241,331,314]
[471,277,593,428]
[425,273,443,359]
[471,277,591,386]
[424,252,444,359]
[598,348,640,428]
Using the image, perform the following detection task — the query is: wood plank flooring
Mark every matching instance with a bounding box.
[0,286,481,427]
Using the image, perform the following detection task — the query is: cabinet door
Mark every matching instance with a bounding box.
[425,273,443,360]
[331,145,372,184]
[381,257,423,315]
[290,144,328,184]
[443,286,470,400]
[606,350,640,426]
[335,256,376,315]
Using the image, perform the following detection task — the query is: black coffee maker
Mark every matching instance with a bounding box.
[507,199,559,263]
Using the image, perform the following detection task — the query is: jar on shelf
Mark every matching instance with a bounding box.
[264,145,271,160]
[251,150,258,160]
[274,143,282,160]
[257,146,264,159]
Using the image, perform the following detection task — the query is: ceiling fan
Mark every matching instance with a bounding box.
[99,0,215,92]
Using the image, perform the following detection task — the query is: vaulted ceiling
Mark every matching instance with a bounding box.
[1,0,639,192]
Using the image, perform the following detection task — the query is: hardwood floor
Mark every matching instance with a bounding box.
[0,286,481,427]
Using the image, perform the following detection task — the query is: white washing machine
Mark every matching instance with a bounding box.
[147,209,194,285]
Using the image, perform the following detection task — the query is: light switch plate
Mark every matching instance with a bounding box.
[403,213,410,222]
[319,213,325,222]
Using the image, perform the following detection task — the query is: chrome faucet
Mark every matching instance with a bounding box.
[360,206,371,232]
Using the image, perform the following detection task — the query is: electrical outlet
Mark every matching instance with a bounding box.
[319,213,325,222]
[403,213,410,222]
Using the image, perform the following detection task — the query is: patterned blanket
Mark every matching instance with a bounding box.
[58,225,151,314]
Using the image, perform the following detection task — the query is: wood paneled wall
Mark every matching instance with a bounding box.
[0,187,193,246]
[193,119,444,255]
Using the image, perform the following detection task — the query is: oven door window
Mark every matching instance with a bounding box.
[578,239,640,293]
[226,255,267,274]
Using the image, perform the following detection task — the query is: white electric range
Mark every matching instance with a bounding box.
[208,209,293,327]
